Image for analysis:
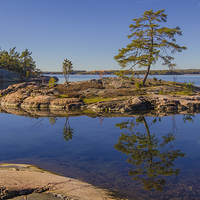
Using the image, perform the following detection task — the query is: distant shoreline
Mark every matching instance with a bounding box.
[43,69,200,76]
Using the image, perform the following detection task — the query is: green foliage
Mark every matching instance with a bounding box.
[183,81,195,92]
[20,49,36,77]
[0,47,39,77]
[62,59,73,82]
[115,70,130,79]
[26,71,30,78]
[171,91,193,96]
[48,77,57,87]
[159,90,165,95]
[114,9,187,85]
[83,97,112,104]
[135,82,143,88]
[153,77,157,82]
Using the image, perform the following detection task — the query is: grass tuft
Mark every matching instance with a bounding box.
[83,97,112,104]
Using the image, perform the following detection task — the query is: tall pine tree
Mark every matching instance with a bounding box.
[114,9,187,85]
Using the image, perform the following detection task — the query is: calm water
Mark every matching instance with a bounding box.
[49,74,200,87]
[1,75,200,199]
[0,112,199,199]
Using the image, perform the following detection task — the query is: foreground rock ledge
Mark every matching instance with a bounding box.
[0,164,120,200]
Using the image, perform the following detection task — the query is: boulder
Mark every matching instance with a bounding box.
[49,98,83,110]
[23,75,59,83]
[0,69,21,82]
[21,95,57,108]
[1,88,30,107]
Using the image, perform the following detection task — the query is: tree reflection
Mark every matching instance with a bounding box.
[48,116,74,142]
[115,116,185,191]
[63,117,74,142]
[182,114,195,123]
[48,117,58,126]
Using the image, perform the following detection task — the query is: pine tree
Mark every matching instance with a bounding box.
[114,9,187,85]
[62,59,73,82]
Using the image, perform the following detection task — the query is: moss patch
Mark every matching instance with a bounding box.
[54,94,69,98]
[83,97,113,104]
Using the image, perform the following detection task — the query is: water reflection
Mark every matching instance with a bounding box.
[0,109,199,198]
[63,117,74,142]
[48,116,74,142]
[182,114,195,123]
[48,117,58,126]
[114,116,185,191]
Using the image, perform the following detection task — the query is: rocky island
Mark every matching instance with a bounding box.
[0,77,200,115]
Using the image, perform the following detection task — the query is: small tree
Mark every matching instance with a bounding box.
[48,77,57,87]
[114,9,187,85]
[62,59,73,82]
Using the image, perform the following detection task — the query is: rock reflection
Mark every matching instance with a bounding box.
[114,116,185,191]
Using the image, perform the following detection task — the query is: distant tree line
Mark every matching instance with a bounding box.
[0,47,41,77]
[43,69,200,76]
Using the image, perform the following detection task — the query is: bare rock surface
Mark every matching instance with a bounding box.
[0,82,84,109]
[0,69,21,82]
[0,164,119,200]
[0,78,200,114]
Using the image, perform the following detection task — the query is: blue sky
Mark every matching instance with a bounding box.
[0,0,199,72]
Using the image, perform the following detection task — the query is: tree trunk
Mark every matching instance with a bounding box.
[142,116,153,166]
[142,64,151,85]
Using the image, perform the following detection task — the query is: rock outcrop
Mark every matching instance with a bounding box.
[84,95,200,113]
[1,78,200,114]
[0,69,21,82]
[0,164,118,200]
[23,75,59,83]
[0,82,83,109]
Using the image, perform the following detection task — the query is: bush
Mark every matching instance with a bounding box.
[183,81,195,92]
[153,77,157,82]
[48,77,57,87]
[135,82,143,88]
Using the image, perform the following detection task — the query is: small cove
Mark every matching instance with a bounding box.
[1,75,200,199]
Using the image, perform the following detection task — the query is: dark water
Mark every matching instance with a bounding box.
[0,111,200,199]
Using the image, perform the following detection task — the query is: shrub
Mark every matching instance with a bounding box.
[153,77,157,82]
[48,77,57,87]
[159,90,165,95]
[135,82,143,88]
[183,81,195,92]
